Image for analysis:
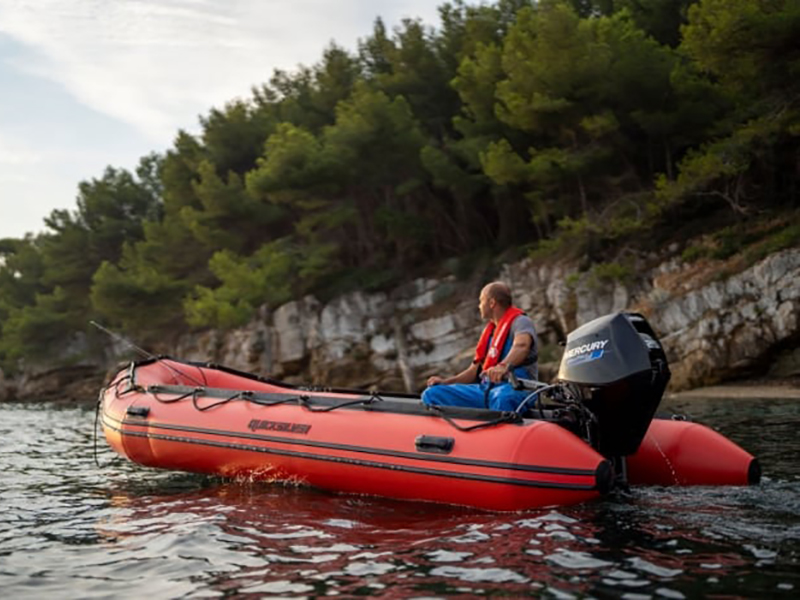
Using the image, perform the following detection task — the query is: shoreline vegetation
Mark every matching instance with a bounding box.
[1,0,798,391]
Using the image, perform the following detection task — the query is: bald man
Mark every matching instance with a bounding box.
[422,282,538,412]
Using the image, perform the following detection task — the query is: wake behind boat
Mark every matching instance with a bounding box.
[99,312,759,510]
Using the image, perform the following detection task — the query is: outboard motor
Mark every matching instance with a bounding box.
[557,312,671,459]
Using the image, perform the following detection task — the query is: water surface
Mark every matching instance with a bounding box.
[1,395,798,598]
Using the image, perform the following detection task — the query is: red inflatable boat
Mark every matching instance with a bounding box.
[100,313,759,510]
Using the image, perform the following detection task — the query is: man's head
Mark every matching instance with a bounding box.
[479,281,512,321]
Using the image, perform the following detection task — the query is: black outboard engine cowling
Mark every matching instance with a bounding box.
[557,312,671,458]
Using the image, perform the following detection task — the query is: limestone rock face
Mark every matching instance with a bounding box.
[644,249,800,388]
[4,332,101,402]
[168,248,799,393]
[6,248,799,400]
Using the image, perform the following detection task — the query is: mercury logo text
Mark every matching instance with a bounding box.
[565,340,609,359]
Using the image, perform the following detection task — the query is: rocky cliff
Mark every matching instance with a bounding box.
[174,247,800,393]
[2,248,798,401]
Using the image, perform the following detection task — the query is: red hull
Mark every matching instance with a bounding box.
[101,359,757,510]
[628,418,759,486]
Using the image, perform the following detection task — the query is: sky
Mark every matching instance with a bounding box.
[0,0,443,240]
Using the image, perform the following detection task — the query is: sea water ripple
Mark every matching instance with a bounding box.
[0,396,798,598]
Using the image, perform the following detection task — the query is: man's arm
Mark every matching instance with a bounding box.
[484,332,533,383]
[426,361,480,387]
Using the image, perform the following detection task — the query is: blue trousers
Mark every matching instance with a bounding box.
[421,381,527,412]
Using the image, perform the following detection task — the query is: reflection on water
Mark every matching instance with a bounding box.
[0,397,798,598]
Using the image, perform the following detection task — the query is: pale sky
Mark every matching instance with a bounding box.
[0,0,443,240]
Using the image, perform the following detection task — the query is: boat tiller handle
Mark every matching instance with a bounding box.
[415,435,454,454]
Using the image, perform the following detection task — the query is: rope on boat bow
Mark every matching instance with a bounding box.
[299,391,384,412]
[425,404,522,431]
[143,381,523,431]
[93,370,136,468]
[147,385,384,413]
[93,392,102,467]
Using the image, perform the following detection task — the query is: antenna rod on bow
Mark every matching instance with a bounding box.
[90,320,156,361]
[89,320,205,388]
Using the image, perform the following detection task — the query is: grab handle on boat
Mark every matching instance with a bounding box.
[415,435,454,454]
[126,405,150,418]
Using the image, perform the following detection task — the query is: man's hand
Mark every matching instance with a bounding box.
[484,363,509,384]
[426,375,445,387]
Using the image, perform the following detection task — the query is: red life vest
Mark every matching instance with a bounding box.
[473,306,525,371]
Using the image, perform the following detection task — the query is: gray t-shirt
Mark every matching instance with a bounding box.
[508,314,538,380]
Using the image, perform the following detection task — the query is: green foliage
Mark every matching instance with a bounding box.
[681,244,708,263]
[615,0,696,47]
[747,223,800,262]
[453,42,504,128]
[529,215,602,259]
[481,139,529,185]
[1,0,798,366]
[39,166,161,299]
[0,237,46,319]
[323,82,425,184]
[488,1,683,224]
[91,248,189,337]
[360,16,461,136]
[184,241,296,328]
[679,217,800,266]
[0,163,161,361]
[184,161,284,254]
[247,123,328,196]
[588,261,634,286]
[318,265,400,300]
[200,100,277,176]
[710,226,753,260]
[712,220,800,264]
[657,110,794,214]
[0,288,79,363]
[682,0,800,101]
[564,272,581,289]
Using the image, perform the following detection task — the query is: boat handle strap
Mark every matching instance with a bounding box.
[415,435,455,454]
